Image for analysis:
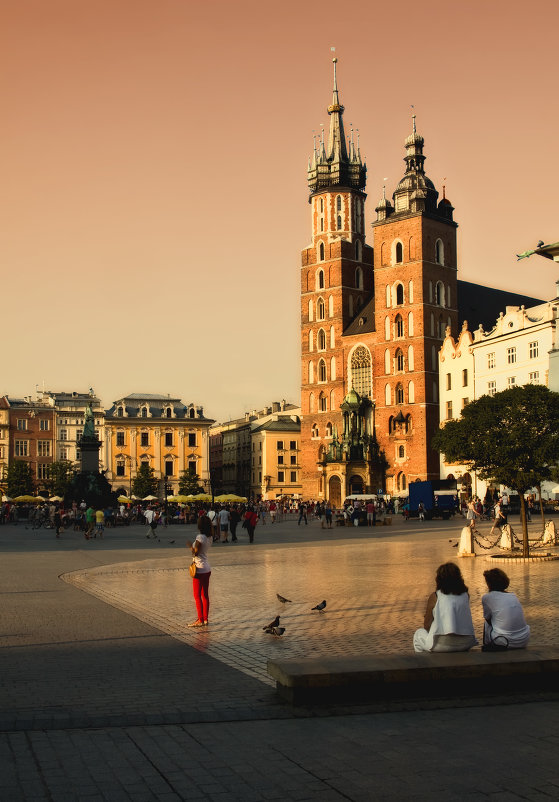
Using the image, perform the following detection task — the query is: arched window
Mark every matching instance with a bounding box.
[308,330,314,352]
[447,285,451,309]
[336,195,342,211]
[396,283,404,305]
[317,269,325,290]
[330,389,335,410]
[350,345,372,398]
[408,380,415,403]
[385,285,391,308]
[388,416,394,434]
[385,384,391,405]
[318,359,327,382]
[308,299,314,322]
[317,297,325,320]
[384,349,391,374]
[355,266,363,289]
[330,326,335,348]
[394,241,403,264]
[385,316,390,340]
[311,424,319,439]
[408,311,414,336]
[309,392,315,413]
[435,281,445,307]
[317,328,326,351]
[140,406,148,418]
[396,348,404,372]
[435,239,444,265]
[408,280,414,303]
[430,312,435,337]
[189,408,195,418]
[320,198,324,213]
[395,314,404,338]
[165,407,172,418]
[117,406,124,417]
[337,215,342,229]
[408,345,414,371]
[326,422,333,438]
[328,295,334,317]
[308,361,314,383]
[330,356,336,380]
[405,414,413,433]
[398,445,405,459]
[319,392,327,412]
[356,240,362,261]
[396,384,404,404]
[319,242,325,261]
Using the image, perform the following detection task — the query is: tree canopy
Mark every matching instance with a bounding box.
[46,460,76,497]
[432,384,559,555]
[132,463,158,499]
[7,460,34,497]
[178,470,204,495]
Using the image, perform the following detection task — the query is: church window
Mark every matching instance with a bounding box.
[318,359,327,382]
[400,473,407,491]
[355,266,363,289]
[408,380,415,403]
[395,314,404,338]
[330,356,336,380]
[308,330,314,352]
[356,240,362,261]
[317,328,326,351]
[309,392,315,412]
[435,281,445,307]
[385,384,391,405]
[320,198,324,213]
[447,285,451,308]
[308,361,314,383]
[308,300,313,322]
[311,424,319,439]
[319,242,325,261]
[395,283,404,306]
[394,241,403,264]
[385,285,391,308]
[408,345,414,371]
[317,297,325,320]
[319,392,327,412]
[408,280,414,303]
[320,218,324,231]
[384,349,391,374]
[435,239,444,265]
[326,422,333,438]
[336,195,342,212]
[385,316,390,340]
[330,326,335,348]
[337,215,342,230]
[328,295,334,317]
[395,384,404,404]
[398,445,405,459]
[408,312,414,336]
[396,349,404,372]
[350,345,372,398]
[330,389,335,410]
[317,269,325,289]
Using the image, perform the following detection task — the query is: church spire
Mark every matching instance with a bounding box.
[307,59,366,196]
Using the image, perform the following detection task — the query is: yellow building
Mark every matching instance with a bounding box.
[250,411,301,501]
[105,393,214,496]
[0,397,9,491]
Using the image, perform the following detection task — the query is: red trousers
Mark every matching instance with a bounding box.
[192,571,211,622]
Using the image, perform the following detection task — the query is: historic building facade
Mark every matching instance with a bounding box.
[301,61,457,504]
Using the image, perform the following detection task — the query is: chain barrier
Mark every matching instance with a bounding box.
[461,521,557,553]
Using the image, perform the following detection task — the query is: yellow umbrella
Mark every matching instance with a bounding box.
[49,496,63,502]
[118,495,133,504]
[193,493,212,502]
[14,495,41,503]
[167,495,180,503]
[174,495,191,503]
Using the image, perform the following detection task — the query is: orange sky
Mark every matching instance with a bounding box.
[2,0,558,422]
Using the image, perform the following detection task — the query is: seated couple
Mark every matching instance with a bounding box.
[413,563,530,653]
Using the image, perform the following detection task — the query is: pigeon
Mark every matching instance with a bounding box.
[263,615,280,631]
[277,594,292,603]
[312,600,327,611]
[265,626,285,637]
[537,240,545,248]
[169,540,175,545]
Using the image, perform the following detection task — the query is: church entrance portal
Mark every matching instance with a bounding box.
[328,476,342,508]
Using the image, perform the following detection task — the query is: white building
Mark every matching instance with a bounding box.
[39,390,105,469]
[439,287,559,500]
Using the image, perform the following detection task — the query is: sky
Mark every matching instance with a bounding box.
[2,0,558,423]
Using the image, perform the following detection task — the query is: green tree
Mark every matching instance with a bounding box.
[47,460,76,497]
[132,463,158,499]
[7,460,35,497]
[178,470,204,495]
[432,385,559,556]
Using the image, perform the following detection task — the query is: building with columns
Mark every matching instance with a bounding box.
[104,394,213,496]
[300,61,542,505]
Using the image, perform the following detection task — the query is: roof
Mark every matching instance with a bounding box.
[251,416,301,433]
[124,393,183,402]
[457,281,544,332]
[343,297,375,337]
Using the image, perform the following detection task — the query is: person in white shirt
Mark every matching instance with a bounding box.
[414,562,477,653]
[482,568,530,649]
[186,515,213,627]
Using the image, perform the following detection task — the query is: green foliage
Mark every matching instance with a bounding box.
[178,470,204,495]
[132,463,158,499]
[47,460,76,497]
[7,460,35,497]
[65,470,117,508]
[432,385,559,555]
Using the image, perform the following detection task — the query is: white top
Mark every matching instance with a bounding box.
[426,590,476,650]
[207,510,216,522]
[193,533,212,574]
[144,509,155,523]
[482,591,530,647]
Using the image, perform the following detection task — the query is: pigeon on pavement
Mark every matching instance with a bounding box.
[265,626,285,637]
[263,615,280,631]
[277,594,292,603]
[312,600,327,611]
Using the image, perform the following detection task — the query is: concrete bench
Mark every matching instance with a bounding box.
[267,648,559,705]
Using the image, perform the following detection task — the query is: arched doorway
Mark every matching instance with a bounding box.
[349,475,364,495]
[329,476,342,508]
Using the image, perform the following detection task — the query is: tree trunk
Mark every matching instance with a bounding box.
[519,493,529,557]
[537,485,545,531]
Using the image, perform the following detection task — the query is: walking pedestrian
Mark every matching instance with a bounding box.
[243,507,258,543]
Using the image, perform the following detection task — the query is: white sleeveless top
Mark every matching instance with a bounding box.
[426,590,476,650]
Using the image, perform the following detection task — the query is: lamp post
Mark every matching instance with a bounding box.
[163,476,171,524]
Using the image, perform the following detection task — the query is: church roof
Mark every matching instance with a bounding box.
[343,297,375,337]
[457,281,544,332]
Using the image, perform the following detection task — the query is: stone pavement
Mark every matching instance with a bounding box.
[2,515,559,800]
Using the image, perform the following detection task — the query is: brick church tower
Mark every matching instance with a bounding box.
[300,62,457,504]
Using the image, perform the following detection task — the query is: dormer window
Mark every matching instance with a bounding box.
[165,407,172,418]
[189,408,195,419]
[140,407,148,418]
[117,406,124,417]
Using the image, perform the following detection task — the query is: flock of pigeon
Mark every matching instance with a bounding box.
[262,595,327,637]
